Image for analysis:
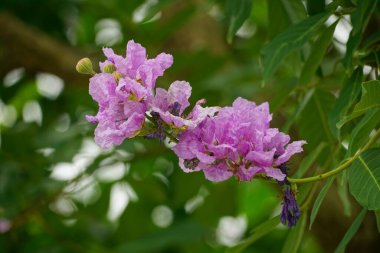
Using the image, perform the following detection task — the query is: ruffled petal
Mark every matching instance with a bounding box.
[125,40,147,75]
[117,77,148,101]
[264,167,286,181]
[89,73,117,106]
[275,141,307,165]
[202,162,233,182]
[168,81,191,114]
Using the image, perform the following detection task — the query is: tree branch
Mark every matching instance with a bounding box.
[0,11,86,84]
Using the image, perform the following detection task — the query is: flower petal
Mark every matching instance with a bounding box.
[275,141,307,165]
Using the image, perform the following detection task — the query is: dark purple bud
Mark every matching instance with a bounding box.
[169,102,181,116]
[280,187,301,227]
[183,158,200,170]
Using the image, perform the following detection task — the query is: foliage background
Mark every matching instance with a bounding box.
[0,0,379,252]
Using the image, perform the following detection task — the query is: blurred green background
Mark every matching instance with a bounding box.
[0,0,378,252]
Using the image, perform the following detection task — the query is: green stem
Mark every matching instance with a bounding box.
[288,128,380,184]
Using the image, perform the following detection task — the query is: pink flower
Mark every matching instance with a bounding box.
[149,81,219,129]
[86,40,173,148]
[172,97,306,182]
[100,40,173,92]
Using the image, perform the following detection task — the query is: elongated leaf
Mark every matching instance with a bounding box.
[294,142,326,178]
[328,67,363,138]
[347,108,380,157]
[282,88,314,132]
[281,214,307,253]
[337,171,352,217]
[227,215,280,253]
[261,13,328,84]
[348,148,380,210]
[267,0,291,37]
[334,208,367,253]
[226,0,253,43]
[343,0,377,68]
[299,21,337,86]
[338,80,380,128]
[309,176,335,229]
[279,0,307,23]
[298,89,335,157]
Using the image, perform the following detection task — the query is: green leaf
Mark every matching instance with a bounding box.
[279,0,307,24]
[348,148,380,210]
[267,0,292,37]
[281,214,307,253]
[261,12,328,84]
[337,80,380,128]
[298,89,335,156]
[309,176,335,229]
[337,171,352,217]
[334,208,367,253]
[226,0,253,44]
[328,67,363,137]
[343,0,377,68]
[347,108,380,157]
[136,0,174,23]
[282,88,314,132]
[227,215,280,253]
[363,30,380,49]
[293,142,327,178]
[306,0,325,15]
[299,21,337,86]
[375,211,380,233]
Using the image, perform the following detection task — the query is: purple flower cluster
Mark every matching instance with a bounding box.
[83,40,306,226]
[86,40,216,149]
[86,40,172,148]
[172,98,306,182]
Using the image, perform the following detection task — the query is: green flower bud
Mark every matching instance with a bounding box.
[76,58,95,75]
[103,64,116,73]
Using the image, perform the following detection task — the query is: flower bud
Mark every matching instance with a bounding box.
[76,58,95,75]
[113,71,123,83]
[103,64,116,73]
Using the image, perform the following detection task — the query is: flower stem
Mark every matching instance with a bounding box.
[288,128,380,184]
